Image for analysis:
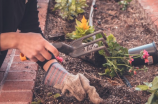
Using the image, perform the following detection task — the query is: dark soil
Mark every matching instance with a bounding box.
[32,0,158,104]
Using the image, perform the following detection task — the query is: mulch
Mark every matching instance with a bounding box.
[32,0,158,103]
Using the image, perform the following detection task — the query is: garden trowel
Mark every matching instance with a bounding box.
[20,30,109,61]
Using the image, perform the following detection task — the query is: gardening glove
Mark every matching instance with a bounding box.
[44,62,103,104]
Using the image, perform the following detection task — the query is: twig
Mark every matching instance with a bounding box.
[84,71,102,81]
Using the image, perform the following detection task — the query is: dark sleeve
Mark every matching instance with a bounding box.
[0,0,2,33]
[0,0,2,53]
[18,0,44,36]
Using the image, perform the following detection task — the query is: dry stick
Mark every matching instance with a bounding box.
[82,67,102,81]
[106,77,122,86]
[84,72,102,81]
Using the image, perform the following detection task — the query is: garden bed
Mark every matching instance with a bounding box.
[32,0,158,103]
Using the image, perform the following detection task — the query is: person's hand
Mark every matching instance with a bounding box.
[16,32,59,62]
[58,73,103,104]
[44,62,103,104]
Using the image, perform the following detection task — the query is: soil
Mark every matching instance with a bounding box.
[32,0,158,104]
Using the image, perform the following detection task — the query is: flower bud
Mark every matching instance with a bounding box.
[134,70,137,75]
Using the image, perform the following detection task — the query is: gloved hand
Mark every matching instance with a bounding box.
[44,62,103,104]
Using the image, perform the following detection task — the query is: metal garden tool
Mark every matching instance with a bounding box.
[20,30,109,60]
[52,30,109,58]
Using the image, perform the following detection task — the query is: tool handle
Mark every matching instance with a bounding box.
[20,51,56,61]
[19,42,71,61]
[20,53,28,61]
[20,51,56,68]
[52,42,73,55]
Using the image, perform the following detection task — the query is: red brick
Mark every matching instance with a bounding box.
[10,63,38,71]
[7,49,13,55]
[0,91,33,102]
[38,3,48,32]
[15,49,21,55]
[0,61,8,71]
[3,53,12,63]
[144,0,156,6]
[0,102,29,104]
[0,49,13,71]
[2,81,35,91]
[5,71,36,81]
[0,72,4,82]
[37,0,49,3]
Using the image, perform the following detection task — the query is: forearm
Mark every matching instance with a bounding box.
[0,32,19,51]
[0,32,58,71]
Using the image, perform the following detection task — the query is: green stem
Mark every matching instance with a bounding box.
[107,59,121,71]
[106,59,124,84]
[133,56,141,59]
[105,55,141,59]
[117,64,131,68]
[124,54,140,56]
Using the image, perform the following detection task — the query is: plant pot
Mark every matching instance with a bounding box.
[128,42,158,66]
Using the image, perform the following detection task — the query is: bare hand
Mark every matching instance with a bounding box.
[16,32,59,62]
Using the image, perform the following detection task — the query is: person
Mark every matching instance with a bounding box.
[0,0,103,103]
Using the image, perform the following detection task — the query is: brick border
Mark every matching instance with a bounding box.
[1,0,158,103]
[138,0,158,34]
[0,0,49,103]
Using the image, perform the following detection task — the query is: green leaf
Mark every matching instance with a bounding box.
[76,19,81,27]
[47,92,53,96]
[151,76,158,90]
[135,85,149,91]
[147,91,155,104]
[155,91,158,99]
[99,49,105,56]
[102,63,111,67]
[55,0,62,3]
[143,82,152,88]
[110,71,116,78]
[127,0,132,3]
[76,7,84,13]
[53,0,87,20]
[105,68,110,74]
[98,73,106,76]
[96,33,103,39]
[54,93,61,99]
[53,4,61,11]
[107,34,116,43]
[31,100,41,104]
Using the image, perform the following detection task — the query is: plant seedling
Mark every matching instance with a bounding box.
[53,0,88,20]
[135,76,158,104]
[119,0,132,10]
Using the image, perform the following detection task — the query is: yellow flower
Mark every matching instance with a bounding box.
[81,16,87,23]
[79,16,89,30]
[73,32,76,35]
